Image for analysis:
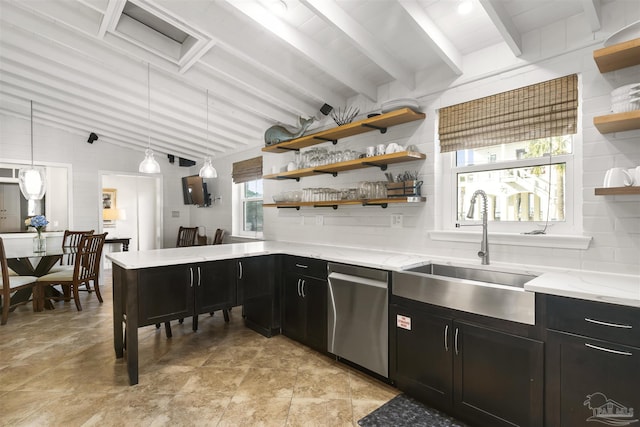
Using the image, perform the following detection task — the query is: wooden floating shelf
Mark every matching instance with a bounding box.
[264,196,426,209]
[593,38,640,73]
[262,108,425,153]
[594,187,640,195]
[263,151,426,180]
[593,110,640,134]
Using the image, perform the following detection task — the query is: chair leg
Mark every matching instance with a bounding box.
[164,322,172,338]
[92,278,103,303]
[72,284,82,311]
[1,295,8,325]
[223,309,230,323]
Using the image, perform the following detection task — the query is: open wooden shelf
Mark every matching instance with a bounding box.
[263,151,426,181]
[594,187,640,196]
[264,196,426,209]
[593,38,640,73]
[262,108,425,153]
[593,110,640,134]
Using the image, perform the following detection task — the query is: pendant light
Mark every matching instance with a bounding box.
[18,101,46,200]
[198,89,218,178]
[138,63,161,174]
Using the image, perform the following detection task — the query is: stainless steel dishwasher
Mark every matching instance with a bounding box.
[327,263,389,378]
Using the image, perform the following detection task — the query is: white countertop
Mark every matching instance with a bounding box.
[106,241,640,308]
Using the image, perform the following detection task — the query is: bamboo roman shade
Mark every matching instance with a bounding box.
[438,74,578,153]
[232,156,263,184]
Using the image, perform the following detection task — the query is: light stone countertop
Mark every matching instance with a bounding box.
[106,240,640,308]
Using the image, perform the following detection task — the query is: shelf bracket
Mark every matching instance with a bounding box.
[313,204,338,210]
[275,176,300,182]
[313,136,338,145]
[274,146,300,152]
[313,170,338,177]
[277,206,300,210]
[363,202,388,208]
[362,162,388,171]
[361,123,387,134]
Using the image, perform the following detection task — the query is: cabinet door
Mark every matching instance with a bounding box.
[389,303,453,412]
[302,276,327,353]
[137,265,194,326]
[546,330,640,427]
[239,256,279,337]
[282,273,305,343]
[197,260,236,314]
[454,321,544,427]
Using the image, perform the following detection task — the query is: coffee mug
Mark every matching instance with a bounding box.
[376,144,386,156]
[604,167,633,187]
[366,146,376,157]
[629,166,640,186]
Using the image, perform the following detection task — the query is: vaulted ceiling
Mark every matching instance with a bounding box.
[0,0,620,163]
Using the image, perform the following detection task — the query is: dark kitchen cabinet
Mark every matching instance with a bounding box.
[194,259,236,329]
[238,256,280,337]
[137,264,195,326]
[390,301,544,427]
[545,296,640,426]
[282,256,328,352]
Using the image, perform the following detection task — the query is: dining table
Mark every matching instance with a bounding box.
[6,247,71,311]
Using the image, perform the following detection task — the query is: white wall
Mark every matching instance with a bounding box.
[261,2,640,276]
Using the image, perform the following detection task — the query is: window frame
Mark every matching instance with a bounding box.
[441,140,580,235]
[232,178,264,239]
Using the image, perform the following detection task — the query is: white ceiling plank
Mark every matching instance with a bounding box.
[581,0,602,32]
[15,0,105,38]
[98,0,126,38]
[225,0,378,102]
[301,0,415,90]
[478,0,523,57]
[397,0,463,76]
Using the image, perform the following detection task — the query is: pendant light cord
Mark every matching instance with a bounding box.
[30,100,34,167]
[147,63,151,149]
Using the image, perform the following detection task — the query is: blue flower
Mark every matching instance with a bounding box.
[25,215,49,230]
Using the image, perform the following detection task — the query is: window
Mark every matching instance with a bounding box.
[455,136,572,224]
[439,74,579,233]
[231,156,263,238]
[241,179,263,233]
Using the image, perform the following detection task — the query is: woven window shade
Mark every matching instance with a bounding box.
[232,156,263,184]
[439,74,578,153]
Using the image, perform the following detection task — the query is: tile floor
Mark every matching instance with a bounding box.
[0,271,399,426]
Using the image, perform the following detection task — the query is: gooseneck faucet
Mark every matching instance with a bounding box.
[456,189,490,265]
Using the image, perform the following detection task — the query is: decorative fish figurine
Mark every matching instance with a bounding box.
[264,116,315,146]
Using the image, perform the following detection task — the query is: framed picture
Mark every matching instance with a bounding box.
[103,188,117,209]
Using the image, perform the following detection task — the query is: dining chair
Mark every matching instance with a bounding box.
[36,233,108,311]
[47,230,95,276]
[176,226,198,247]
[1,237,39,325]
[213,228,224,245]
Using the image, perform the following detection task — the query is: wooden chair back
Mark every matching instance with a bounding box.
[0,237,11,292]
[60,230,94,265]
[176,226,198,247]
[213,228,224,245]
[73,233,107,283]
[1,237,38,324]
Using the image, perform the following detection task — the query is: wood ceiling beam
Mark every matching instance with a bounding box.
[397,0,463,76]
[581,0,602,32]
[225,0,378,102]
[478,0,522,57]
[301,0,415,90]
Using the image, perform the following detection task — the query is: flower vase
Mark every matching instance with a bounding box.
[33,232,46,253]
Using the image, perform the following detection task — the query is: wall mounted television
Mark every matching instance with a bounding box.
[181,175,212,207]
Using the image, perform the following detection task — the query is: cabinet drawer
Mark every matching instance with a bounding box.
[546,296,640,347]
[283,256,327,279]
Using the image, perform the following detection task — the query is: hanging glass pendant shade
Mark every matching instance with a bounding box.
[138,63,161,174]
[199,156,217,178]
[139,148,161,173]
[198,89,218,178]
[18,101,47,200]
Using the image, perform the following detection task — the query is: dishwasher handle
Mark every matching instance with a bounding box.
[328,272,388,289]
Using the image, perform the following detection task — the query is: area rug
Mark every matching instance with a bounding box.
[358,394,469,427]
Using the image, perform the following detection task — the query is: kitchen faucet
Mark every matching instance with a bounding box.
[456,189,490,265]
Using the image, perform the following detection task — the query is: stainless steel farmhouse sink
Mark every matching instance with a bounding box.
[393,264,539,325]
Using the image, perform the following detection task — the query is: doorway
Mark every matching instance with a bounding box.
[100,173,162,256]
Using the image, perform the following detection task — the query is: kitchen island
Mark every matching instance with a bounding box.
[107,241,639,387]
